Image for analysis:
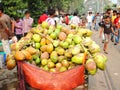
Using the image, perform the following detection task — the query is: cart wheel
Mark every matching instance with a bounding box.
[84,70,89,88]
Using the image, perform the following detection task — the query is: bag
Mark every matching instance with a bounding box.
[18,61,85,90]
[98,21,104,27]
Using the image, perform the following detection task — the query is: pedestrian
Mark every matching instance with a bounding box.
[111,10,117,42]
[14,16,23,40]
[54,15,60,24]
[103,8,112,18]
[81,14,87,28]
[70,12,81,26]
[0,18,9,41]
[86,12,93,30]
[64,14,69,25]
[59,15,64,25]
[69,14,73,21]
[38,11,48,24]
[23,11,33,36]
[99,16,116,54]
[94,13,101,31]
[0,7,13,40]
[114,12,120,45]
[46,9,56,26]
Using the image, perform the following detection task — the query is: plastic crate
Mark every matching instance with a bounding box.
[0,42,3,52]
[0,42,2,46]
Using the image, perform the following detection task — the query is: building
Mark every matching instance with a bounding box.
[117,0,120,7]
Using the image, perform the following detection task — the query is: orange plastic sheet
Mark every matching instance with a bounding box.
[18,62,85,90]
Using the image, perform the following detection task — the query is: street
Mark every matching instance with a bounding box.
[88,30,120,90]
[0,30,120,90]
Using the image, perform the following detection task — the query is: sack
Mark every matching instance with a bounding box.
[18,62,85,90]
[98,21,104,27]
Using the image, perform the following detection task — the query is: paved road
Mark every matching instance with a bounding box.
[88,30,120,90]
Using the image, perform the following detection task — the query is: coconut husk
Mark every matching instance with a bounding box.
[26,46,37,55]
[21,50,32,60]
[14,51,25,61]
[11,32,33,51]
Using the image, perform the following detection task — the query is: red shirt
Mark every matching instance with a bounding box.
[38,14,48,24]
[65,16,69,25]
[114,17,120,28]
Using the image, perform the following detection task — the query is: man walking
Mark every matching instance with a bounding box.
[86,12,93,30]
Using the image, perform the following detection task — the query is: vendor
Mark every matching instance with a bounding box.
[0,19,9,41]
[0,7,13,40]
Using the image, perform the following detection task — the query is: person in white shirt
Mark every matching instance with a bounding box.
[70,12,81,26]
[86,12,93,30]
[46,9,56,26]
[59,15,64,24]
[22,11,33,36]
[54,15,60,24]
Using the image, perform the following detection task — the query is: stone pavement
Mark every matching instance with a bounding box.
[0,67,18,90]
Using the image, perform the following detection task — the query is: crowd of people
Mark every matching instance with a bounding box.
[0,8,82,41]
[0,7,34,41]
[84,9,120,54]
[0,7,120,54]
[38,8,120,54]
[98,9,120,54]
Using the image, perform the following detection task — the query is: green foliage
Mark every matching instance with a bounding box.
[28,0,47,24]
[2,0,85,25]
[104,5,111,11]
[2,0,27,18]
[112,4,117,7]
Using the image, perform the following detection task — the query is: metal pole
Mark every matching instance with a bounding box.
[96,0,99,12]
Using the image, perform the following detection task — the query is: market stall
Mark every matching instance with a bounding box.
[6,22,107,90]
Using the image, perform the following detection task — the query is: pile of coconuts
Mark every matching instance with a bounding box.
[6,21,107,75]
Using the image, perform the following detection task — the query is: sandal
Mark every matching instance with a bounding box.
[104,51,108,54]
[103,48,105,51]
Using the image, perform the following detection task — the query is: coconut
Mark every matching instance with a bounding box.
[14,51,25,61]
[59,32,67,41]
[61,60,69,68]
[21,50,32,60]
[7,59,16,70]
[94,53,107,70]
[71,53,84,64]
[86,29,92,37]
[82,37,93,46]
[89,42,100,53]
[6,54,14,62]
[85,58,97,75]
[71,45,81,55]
[41,52,49,59]
[26,46,36,55]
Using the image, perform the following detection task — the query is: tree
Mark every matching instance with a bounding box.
[2,0,27,18]
[27,0,47,24]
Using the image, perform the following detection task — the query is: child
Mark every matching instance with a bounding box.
[14,16,23,40]
[99,16,116,54]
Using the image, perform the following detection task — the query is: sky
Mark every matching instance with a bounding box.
[111,0,117,3]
